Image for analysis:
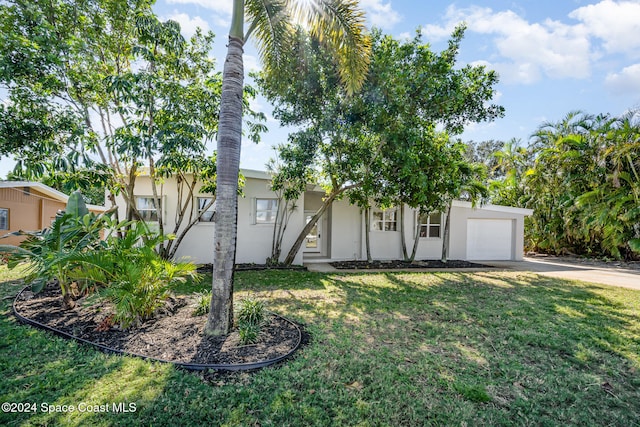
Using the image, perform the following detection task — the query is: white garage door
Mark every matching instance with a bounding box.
[467,219,514,260]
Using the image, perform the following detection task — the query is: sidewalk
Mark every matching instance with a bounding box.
[305,258,640,290]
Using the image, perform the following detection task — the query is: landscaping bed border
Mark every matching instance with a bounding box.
[12,285,303,372]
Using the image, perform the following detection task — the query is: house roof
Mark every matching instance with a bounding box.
[452,200,533,216]
[131,169,534,215]
[241,169,272,180]
[0,181,106,212]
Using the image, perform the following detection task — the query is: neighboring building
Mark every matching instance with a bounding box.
[0,182,106,246]
[117,169,533,265]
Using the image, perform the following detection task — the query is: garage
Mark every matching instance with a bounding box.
[466,219,514,260]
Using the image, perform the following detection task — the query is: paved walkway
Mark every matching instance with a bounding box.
[305,258,640,290]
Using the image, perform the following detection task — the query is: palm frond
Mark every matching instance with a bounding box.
[246,0,370,94]
[246,0,292,73]
[297,0,370,94]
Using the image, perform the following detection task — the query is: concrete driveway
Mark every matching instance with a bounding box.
[483,257,640,290]
[306,257,640,290]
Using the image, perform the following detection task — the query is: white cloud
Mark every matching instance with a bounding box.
[166,0,231,15]
[605,63,640,94]
[422,6,591,84]
[165,0,231,29]
[244,54,261,73]
[570,0,640,56]
[359,0,402,29]
[166,12,210,38]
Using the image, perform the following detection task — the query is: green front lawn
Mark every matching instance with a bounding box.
[1,266,639,426]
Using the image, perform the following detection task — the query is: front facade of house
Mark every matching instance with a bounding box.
[0,182,106,246]
[118,169,532,265]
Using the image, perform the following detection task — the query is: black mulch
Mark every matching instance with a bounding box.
[330,259,492,270]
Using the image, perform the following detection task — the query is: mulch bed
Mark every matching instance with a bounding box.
[13,283,301,367]
[330,259,491,270]
[197,264,307,273]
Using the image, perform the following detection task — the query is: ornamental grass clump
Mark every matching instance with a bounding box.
[235,298,266,345]
[192,291,211,316]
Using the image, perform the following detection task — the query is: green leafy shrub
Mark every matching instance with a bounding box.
[237,322,261,345]
[99,256,198,329]
[0,194,200,325]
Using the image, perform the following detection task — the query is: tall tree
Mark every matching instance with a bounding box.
[259,26,503,265]
[348,27,503,261]
[205,0,371,336]
[0,1,263,259]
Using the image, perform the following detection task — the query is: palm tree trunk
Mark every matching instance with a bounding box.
[204,28,245,336]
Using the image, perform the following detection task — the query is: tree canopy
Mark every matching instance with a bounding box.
[257,27,504,263]
[0,0,262,258]
[486,110,640,259]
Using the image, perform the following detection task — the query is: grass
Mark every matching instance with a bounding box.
[1,266,640,426]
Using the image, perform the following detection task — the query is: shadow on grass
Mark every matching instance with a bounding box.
[3,268,640,426]
[0,277,175,427]
[229,269,640,425]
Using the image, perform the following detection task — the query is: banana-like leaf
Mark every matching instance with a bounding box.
[31,277,46,294]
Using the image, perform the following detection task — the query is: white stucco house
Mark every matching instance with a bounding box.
[114,169,533,265]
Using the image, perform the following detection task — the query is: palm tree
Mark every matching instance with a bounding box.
[205,0,371,336]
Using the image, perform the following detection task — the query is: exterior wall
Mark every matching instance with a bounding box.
[235,177,305,265]
[117,174,531,264]
[447,203,527,261]
[327,202,529,262]
[329,198,362,260]
[359,206,442,261]
[0,187,66,245]
[116,174,306,265]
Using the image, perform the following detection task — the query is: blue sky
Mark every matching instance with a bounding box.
[152,0,640,171]
[2,0,640,176]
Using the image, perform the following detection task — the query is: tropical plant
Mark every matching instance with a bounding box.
[237,322,261,345]
[0,191,103,309]
[235,298,266,326]
[96,251,198,329]
[205,0,371,336]
[494,110,640,259]
[79,219,200,328]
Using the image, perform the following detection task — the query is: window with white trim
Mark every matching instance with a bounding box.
[255,198,278,224]
[197,197,215,222]
[418,212,441,238]
[371,208,397,231]
[136,197,160,222]
[0,208,8,230]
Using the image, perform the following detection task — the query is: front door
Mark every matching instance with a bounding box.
[303,212,322,253]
